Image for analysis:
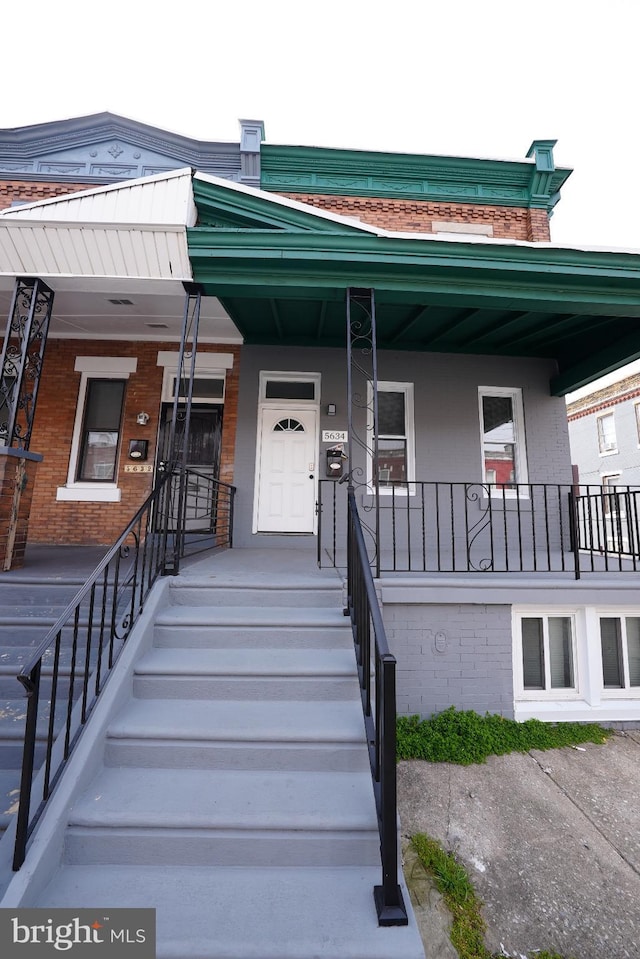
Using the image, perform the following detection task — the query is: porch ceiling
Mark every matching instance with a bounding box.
[188,229,640,395]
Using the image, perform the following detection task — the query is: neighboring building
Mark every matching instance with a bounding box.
[567,370,640,487]
[2,113,640,726]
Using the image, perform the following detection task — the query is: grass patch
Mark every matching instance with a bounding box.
[411,833,572,959]
[397,706,611,765]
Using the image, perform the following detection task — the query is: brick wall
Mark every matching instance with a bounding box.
[0,180,95,210]
[383,602,515,717]
[25,340,241,546]
[276,193,551,241]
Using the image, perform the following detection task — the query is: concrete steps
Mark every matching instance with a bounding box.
[15,568,423,958]
[38,864,424,959]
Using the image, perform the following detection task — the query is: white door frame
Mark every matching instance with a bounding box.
[252,371,321,534]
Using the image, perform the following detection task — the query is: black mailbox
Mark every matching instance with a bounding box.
[326,444,345,478]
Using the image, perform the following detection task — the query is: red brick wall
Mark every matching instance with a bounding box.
[276,192,551,241]
[0,180,96,210]
[26,340,241,546]
[0,179,552,242]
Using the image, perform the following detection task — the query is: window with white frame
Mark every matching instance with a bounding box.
[597,411,617,454]
[600,617,640,690]
[519,615,576,693]
[57,357,136,503]
[76,379,126,481]
[479,387,527,488]
[367,382,415,491]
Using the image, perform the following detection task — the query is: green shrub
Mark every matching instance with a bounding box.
[397,706,611,764]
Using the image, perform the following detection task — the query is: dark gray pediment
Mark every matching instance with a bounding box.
[0,112,264,187]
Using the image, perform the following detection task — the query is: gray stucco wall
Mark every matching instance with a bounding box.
[569,398,640,486]
[232,345,572,549]
[383,602,514,718]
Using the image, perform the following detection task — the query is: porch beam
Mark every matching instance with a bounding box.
[388,304,430,343]
[457,310,533,348]
[425,309,481,347]
[315,300,327,339]
[499,313,582,350]
[269,298,284,339]
[551,330,640,395]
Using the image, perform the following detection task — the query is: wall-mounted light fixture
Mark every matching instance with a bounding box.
[136,411,150,426]
[326,403,337,417]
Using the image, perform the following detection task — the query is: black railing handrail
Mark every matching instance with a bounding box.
[18,475,172,681]
[319,479,640,577]
[346,487,408,926]
[12,468,235,871]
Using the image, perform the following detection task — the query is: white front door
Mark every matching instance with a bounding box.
[256,408,318,532]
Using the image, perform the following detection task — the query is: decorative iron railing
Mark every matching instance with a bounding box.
[319,481,640,578]
[12,469,235,870]
[345,487,408,926]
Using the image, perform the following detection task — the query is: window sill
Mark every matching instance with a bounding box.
[56,485,121,503]
[598,449,619,457]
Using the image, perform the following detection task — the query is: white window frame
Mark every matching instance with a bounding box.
[598,612,640,697]
[513,609,581,701]
[366,381,415,495]
[478,386,528,491]
[56,357,137,503]
[258,370,321,406]
[597,411,617,455]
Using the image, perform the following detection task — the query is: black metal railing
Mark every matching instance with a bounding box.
[12,469,235,870]
[319,481,640,578]
[346,487,408,926]
[162,468,236,571]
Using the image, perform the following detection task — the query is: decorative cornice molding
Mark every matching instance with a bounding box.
[0,113,264,186]
[261,141,572,213]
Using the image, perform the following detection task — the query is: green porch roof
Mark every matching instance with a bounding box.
[189,176,640,397]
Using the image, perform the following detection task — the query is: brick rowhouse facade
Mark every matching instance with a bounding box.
[277,193,551,241]
[0,119,556,555]
[25,341,241,545]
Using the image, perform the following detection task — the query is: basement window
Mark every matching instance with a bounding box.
[600,617,640,690]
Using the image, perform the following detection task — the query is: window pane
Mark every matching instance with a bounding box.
[79,431,118,481]
[84,380,125,430]
[483,395,517,485]
[173,377,224,400]
[548,617,574,688]
[626,618,640,687]
[265,380,315,400]
[375,439,407,486]
[600,618,624,687]
[597,414,616,452]
[78,379,125,482]
[378,392,405,436]
[522,618,545,689]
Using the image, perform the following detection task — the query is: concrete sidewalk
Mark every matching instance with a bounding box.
[399,731,640,959]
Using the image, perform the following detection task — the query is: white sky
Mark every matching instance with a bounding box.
[3,0,640,250]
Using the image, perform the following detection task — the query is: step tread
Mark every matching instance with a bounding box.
[108,698,367,744]
[70,767,378,830]
[37,865,424,959]
[136,647,357,677]
[155,606,349,627]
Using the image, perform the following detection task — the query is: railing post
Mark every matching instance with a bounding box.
[568,488,581,580]
[374,654,407,926]
[12,665,41,870]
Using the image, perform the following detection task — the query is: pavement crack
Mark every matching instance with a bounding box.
[528,750,640,879]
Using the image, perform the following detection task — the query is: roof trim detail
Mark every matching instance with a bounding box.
[260,139,572,212]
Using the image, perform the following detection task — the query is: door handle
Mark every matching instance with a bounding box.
[309,474,314,479]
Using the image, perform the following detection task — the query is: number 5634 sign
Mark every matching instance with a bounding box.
[322,430,348,443]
